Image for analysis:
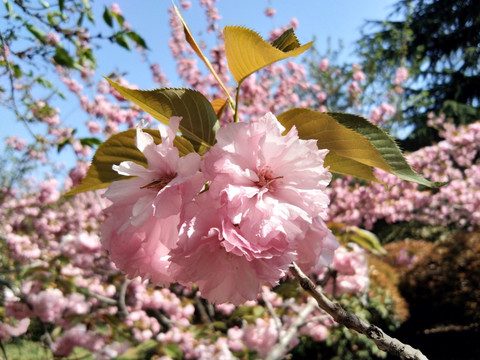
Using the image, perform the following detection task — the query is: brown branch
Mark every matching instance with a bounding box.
[118,278,130,317]
[290,262,429,360]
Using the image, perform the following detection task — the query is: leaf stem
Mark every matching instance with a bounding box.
[233,83,241,123]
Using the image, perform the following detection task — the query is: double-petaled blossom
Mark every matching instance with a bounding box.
[103,113,338,304]
[170,113,338,303]
[101,117,204,285]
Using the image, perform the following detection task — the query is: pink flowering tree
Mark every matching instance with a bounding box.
[60,5,440,359]
[1,1,464,360]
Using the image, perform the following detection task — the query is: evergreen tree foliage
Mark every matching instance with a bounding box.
[359,0,480,150]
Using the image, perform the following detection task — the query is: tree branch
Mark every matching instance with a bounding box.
[289,262,429,360]
[265,297,317,360]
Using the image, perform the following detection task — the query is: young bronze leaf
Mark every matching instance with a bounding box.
[223,26,312,84]
[107,79,219,153]
[211,98,228,118]
[65,129,195,196]
[278,108,442,187]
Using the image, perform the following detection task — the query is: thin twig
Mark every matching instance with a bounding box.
[261,290,282,333]
[0,340,8,360]
[290,262,429,360]
[265,297,317,360]
[118,278,130,317]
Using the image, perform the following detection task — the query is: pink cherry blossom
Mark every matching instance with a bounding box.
[202,112,331,243]
[295,217,339,274]
[264,7,277,17]
[29,288,67,323]
[0,318,30,341]
[318,58,329,72]
[323,243,369,295]
[45,32,60,45]
[170,113,336,304]
[101,117,204,285]
[51,324,105,357]
[110,3,122,15]
[242,318,279,357]
[169,196,294,305]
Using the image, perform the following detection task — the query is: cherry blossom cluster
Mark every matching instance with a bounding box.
[328,117,480,230]
[1,1,437,358]
[101,113,339,305]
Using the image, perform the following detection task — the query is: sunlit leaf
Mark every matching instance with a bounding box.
[325,152,384,185]
[114,33,130,50]
[111,11,125,27]
[329,222,386,255]
[278,108,442,187]
[107,79,219,153]
[65,129,195,196]
[126,31,148,49]
[327,112,445,187]
[223,26,312,84]
[26,24,46,43]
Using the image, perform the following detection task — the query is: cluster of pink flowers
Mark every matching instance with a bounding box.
[321,243,369,295]
[328,117,480,230]
[102,113,339,305]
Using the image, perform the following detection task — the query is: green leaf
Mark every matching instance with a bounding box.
[47,11,63,26]
[116,340,160,360]
[26,24,46,43]
[65,129,195,196]
[102,7,113,27]
[271,28,301,52]
[4,0,14,16]
[114,33,130,50]
[107,79,219,153]
[53,46,74,68]
[126,31,148,49]
[12,64,22,78]
[39,0,50,8]
[111,11,125,27]
[59,0,64,12]
[223,26,312,84]
[278,108,443,187]
[325,152,383,184]
[162,343,183,359]
[327,112,445,187]
[79,137,102,147]
[330,223,386,255]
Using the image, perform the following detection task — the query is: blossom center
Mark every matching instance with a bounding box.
[140,173,176,191]
[255,166,282,192]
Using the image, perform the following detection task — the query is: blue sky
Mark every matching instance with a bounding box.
[91,0,398,88]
